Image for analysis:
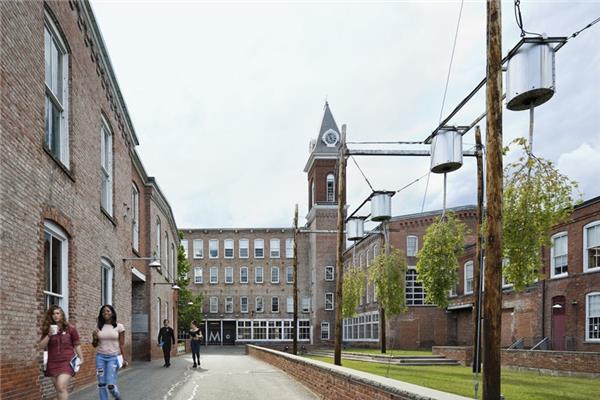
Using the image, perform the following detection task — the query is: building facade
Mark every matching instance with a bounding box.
[0,1,179,399]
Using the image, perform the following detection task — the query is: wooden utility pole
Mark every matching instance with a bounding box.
[484,1,503,398]
[292,204,299,355]
[334,125,347,366]
[472,126,484,377]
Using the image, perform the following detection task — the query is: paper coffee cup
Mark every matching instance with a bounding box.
[50,325,58,335]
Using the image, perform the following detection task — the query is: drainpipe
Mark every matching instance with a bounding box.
[541,279,546,344]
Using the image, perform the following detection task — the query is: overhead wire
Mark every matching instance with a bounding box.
[568,15,600,40]
[350,155,375,192]
[514,0,542,37]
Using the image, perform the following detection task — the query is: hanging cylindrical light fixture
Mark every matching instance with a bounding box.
[370,191,393,222]
[346,217,366,241]
[430,127,463,174]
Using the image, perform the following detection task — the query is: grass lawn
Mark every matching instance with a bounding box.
[307,356,598,400]
[344,347,432,356]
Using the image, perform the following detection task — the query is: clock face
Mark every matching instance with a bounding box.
[322,129,339,146]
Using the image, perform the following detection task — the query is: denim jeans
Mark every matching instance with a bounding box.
[191,340,200,363]
[96,353,120,400]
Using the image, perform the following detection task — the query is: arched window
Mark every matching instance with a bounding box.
[131,183,140,252]
[326,174,335,203]
[156,218,161,260]
[311,179,315,207]
[101,258,114,306]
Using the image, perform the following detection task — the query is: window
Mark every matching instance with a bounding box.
[449,282,458,297]
[326,174,335,202]
[325,266,334,281]
[586,292,600,341]
[299,320,310,340]
[237,320,252,339]
[194,267,203,284]
[44,17,69,166]
[240,266,248,284]
[550,232,568,278]
[209,267,218,284]
[209,239,219,258]
[286,266,293,284]
[225,297,233,313]
[501,258,512,289]
[584,221,600,272]
[100,119,113,215]
[255,297,264,313]
[180,239,188,259]
[343,312,379,341]
[239,239,249,258]
[254,239,264,258]
[131,184,139,252]
[287,296,293,313]
[406,267,427,305]
[301,296,310,313]
[255,266,264,283]
[270,239,280,258]
[209,297,218,313]
[283,320,294,339]
[464,261,474,295]
[321,321,330,340]
[44,221,69,310]
[164,233,170,278]
[271,266,280,283]
[224,239,234,258]
[156,218,161,264]
[193,239,203,259]
[325,293,334,310]
[271,296,279,313]
[240,297,248,313]
[225,267,233,284]
[285,238,294,258]
[253,320,267,339]
[407,235,418,257]
[101,259,113,306]
[269,321,282,340]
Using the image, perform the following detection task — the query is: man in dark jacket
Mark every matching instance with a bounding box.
[158,319,176,367]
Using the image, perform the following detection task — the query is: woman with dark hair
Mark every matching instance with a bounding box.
[189,320,203,368]
[37,305,83,400]
[92,305,127,400]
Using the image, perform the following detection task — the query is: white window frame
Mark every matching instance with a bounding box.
[286,296,293,313]
[224,239,234,259]
[193,239,203,259]
[100,118,113,215]
[326,174,335,202]
[43,221,69,313]
[209,296,218,313]
[239,239,249,258]
[271,266,280,283]
[325,266,334,281]
[209,239,219,259]
[240,296,249,313]
[550,232,568,278]
[255,296,264,313]
[131,184,139,252]
[44,15,70,167]
[271,296,279,313]
[155,218,161,265]
[209,267,218,284]
[301,296,310,313]
[407,235,418,257]
[180,239,188,259]
[464,261,474,295]
[101,258,114,306]
[325,293,334,310]
[225,266,233,284]
[240,266,248,284]
[194,267,203,284]
[254,239,264,258]
[225,296,234,313]
[285,238,294,258]
[286,266,293,284]
[255,266,264,283]
[583,221,600,273]
[586,292,600,342]
[270,239,280,258]
[321,321,330,340]
[406,267,427,305]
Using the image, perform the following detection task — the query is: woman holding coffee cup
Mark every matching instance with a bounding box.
[38,305,83,400]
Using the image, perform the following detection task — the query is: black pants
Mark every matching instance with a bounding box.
[191,340,200,364]
[162,344,172,365]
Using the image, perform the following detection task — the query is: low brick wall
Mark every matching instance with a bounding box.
[502,349,600,377]
[247,345,470,400]
[432,346,472,366]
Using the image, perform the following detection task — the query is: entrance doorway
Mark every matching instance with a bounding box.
[223,321,236,345]
[552,296,566,351]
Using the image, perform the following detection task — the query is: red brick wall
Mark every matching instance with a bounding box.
[502,349,600,376]
[432,346,472,366]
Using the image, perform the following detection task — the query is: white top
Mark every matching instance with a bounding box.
[97,323,125,356]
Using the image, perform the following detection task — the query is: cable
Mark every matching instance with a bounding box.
[395,171,430,194]
[350,156,375,192]
[347,141,424,145]
[438,0,465,124]
[513,0,542,37]
[420,171,431,213]
[568,16,600,40]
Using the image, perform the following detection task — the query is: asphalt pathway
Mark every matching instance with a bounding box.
[70,346,317,400]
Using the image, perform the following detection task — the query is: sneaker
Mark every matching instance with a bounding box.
[193,363,197,368]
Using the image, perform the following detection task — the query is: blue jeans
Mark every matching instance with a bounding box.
[96,353,120,400]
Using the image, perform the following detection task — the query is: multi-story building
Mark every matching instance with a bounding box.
[0,2,179,399]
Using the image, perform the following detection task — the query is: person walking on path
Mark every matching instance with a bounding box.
[189,320,203,368]
[158,319,176,367]
[38,305,84,400]
[92,305,127,400]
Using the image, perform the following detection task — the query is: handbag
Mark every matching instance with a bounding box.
[42,350,48,371]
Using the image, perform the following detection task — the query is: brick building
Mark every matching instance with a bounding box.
[0,1,179,399]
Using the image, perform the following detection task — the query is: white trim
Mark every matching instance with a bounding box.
[271,266,280,283]
[131,267,146,282]
[583,221,600,273]
[585,292,600,342]
[550,231,569,279]
[224,266,234,284]
[270,238,280,258]
[239,238,249,258]
[209,239,219,259]
[325,265,334,281]
[325,292,334,310]
[464,261,474,295]
[43,221,69,316]
[406,235,418,257]
[193,239,204,259]
[101,258,114,306]
[240,266,249,284]
[255,266,264,284]
[224,239,234,259]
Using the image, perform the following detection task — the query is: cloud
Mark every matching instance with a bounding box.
[557,143,600,199]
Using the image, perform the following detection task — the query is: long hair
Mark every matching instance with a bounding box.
[97,304,117,330]
[42,305,69,335]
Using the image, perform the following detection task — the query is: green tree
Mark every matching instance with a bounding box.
[502,138,579,291]
[342,265,366,318]
[416,213,467,308]
[176,235,203,332]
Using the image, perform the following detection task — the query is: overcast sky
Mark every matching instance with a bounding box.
[90,0,600,230]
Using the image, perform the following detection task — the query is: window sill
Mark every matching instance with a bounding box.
[101,207,117,226]
[550,273,569,280]
[44,146,75,182]
[583,268,600,274]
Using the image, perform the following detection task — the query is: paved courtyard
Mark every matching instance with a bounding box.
[70,346,317,400]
